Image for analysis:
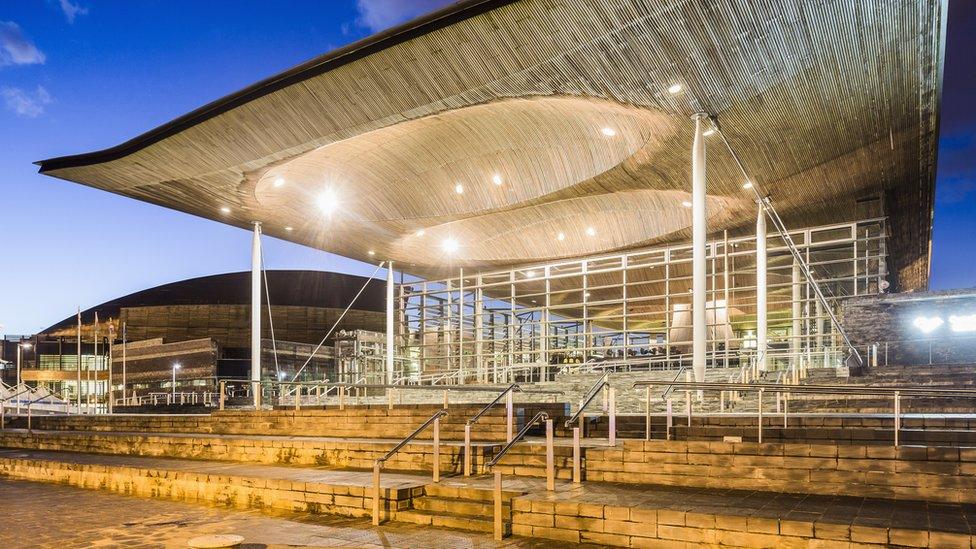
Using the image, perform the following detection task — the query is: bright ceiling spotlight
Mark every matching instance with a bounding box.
[702,128,716,137]
[742,181,754,190]
[367,250,376,256]
[586,226,597,237]
[220,206,231,214]
[20,342,31,350]
[454,183,464,194]
[949,314,976,333]
[600,127,617,137]
[442,237,460,254]
[317,189,339,215]
[556,232,566,241]
[667,83,682,94]
[491,174,503,186]
[913,316,943,334]
[681,201,692,208]
[273,177,285,188]
[284,226,293,232]
[415,229,426,237]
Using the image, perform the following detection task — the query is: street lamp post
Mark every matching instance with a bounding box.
[172,363,181,401]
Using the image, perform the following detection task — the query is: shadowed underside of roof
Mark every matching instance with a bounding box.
[36,0,946,291]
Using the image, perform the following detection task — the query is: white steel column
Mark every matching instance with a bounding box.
[386,261,395,385]
[251,222,262,407]
[691,114,707,382]
[791,261,802,366]
[756,204,768,372]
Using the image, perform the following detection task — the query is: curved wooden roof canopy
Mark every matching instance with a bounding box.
[37,0,946,290]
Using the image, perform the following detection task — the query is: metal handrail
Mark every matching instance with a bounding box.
[564,372,609,427]
[631,380,976,398]
[661,365,687,401]
[377,409,449,465]
[467,383,520,425]
[486,411,550,469]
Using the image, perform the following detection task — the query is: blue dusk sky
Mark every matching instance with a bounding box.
[0,0,973,335]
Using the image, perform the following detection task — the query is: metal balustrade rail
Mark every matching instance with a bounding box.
[632,380,976,446]
[371,409,448,526]
[462,383,520,476]
[564,372,617,444]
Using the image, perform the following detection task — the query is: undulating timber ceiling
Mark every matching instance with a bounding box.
[37,0,945,290]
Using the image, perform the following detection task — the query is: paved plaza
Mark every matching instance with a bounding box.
[0,477,575,549]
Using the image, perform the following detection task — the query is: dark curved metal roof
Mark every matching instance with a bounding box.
[42,270,386,333]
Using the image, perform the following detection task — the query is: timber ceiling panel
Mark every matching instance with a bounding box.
[37,0,944,290]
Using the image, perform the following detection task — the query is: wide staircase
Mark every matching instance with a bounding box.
[3,370,976,547]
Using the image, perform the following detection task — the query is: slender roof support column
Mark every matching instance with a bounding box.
[251,221,262,407]
[791,261,802,368]
[691,114,707,382]
[386,261,395,385]
[756,204,768,372]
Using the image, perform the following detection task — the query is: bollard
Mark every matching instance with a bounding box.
[493,471,503,541]
[372,462,382,526]
[608,387,617,447]
[546,419,555,491]
[505,390,514,443]
[758,388,764,444]
[666,398,673,440]
[464,424,472,476]
[572,427,581,484]
[645,386,651,441]
[894,391,901,447]
[219,381,226,411]
[433,417,441,483]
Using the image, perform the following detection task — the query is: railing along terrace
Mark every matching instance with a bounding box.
[397,218,886,384]
[632,380,976,447]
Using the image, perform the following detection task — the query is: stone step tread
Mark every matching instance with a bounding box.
[394,509,500,533]
[413,495,511,518]
[425,483,523,501]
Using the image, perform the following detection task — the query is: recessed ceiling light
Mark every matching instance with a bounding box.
[273,177,285,188]
[367,250,376,256]
[601,127,616,137]
[415,229,426,237]
[442,237,459,253]
[492,174,503,186]
[702,129,716,137]
[318,189,339,215]
[525,270,537,278]
[220,206,231,214]
[284,226,293,231]
[742,181,754,190]
[668,83,682,94]
[556,232,566,241]
[586,227,596,237]
[681,201,692,208]
[454,184,464,194]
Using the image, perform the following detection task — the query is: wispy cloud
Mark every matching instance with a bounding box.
[1,85,52,117]
[58,0,89,24]
[354,0,453,32]
[0,21,46,66]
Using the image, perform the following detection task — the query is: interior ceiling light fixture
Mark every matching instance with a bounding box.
[586,227,597,237]
[913,316,944,334]
[702,128,716,137]
[742,181,754,190]
[415,229,426,237]
[556,232,566,241]
[667,83,682,94]
[525,270,537,278]
[681,201,692,208]
[491,174,503,186]
[273,177,285,188]
[454,183,464,194]
[220,206,231,214]
[284,226,293,231]
[600,127,617,137]
[367,250,376,256]
[317,189,339,215]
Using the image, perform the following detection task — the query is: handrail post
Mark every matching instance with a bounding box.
[546,419,555,491]
[295,385,301,411]
[685,390,692,427]
[783,392,789,428]
[339,386,345,410]
[464,424,472,476]
[645,386,651,441]
[443,389,449,409]
[608,387,616,447]
[433,417,441,482]
[372,461,381,526]
[894,390,901,447]
[27,402,32,432]
[666,398,673,440]
[758,388,764,444]
[505,390,513,443]
[387,388,394,410]
[572,427,581,484]
[493,470,503,541]
[219,380,226,411]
